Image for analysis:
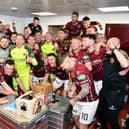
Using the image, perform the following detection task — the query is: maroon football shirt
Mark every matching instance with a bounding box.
[72,49,90,64]
[56,39,71,54]
[0,66,18,83]
[46,65,69,80]
[82,21,102,35]
[70,62,98,102]
[88,47,106,81]
[64,21,83,39]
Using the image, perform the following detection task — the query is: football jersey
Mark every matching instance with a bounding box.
[0,66,18,86]
[73,49,90,64]
[57,39,72,54]
[64,21,83,39]
[41,42,56,56]
[28,23,42,35]
[10,45,37,90]
[70,62,98,102]
[88,47,106,81]
[46,65,69,80]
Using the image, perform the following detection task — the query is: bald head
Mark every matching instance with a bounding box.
[70,38,82,56]
[61,56,76,71]
[107,37,121,49]
[71,38,82,50]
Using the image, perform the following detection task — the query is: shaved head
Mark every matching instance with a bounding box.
[107,37,120,49]
[61,56,76,71]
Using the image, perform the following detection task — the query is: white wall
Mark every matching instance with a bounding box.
[29,13,129,34]
[0,15,26,33]
[1,13,129,34]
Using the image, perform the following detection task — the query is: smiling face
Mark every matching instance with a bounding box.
[96,34,106,43]
[83,20,90,28]
[27,36,35,47]
[24,27,31,37]
[47,55,56,67]
[45,33,53,42]
[57,30,65,40]
[16,35,24,48]
[11,34,17,43]
[35,32,42,42]
[72,14,78,23]
[33,19,39,27]
[86,27,96,34]
[4,64,14,76]
[70,38,81,55]
[0,38,9,49]
[82,37,95,50]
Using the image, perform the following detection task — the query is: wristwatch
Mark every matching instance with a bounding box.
[112,47,118,52]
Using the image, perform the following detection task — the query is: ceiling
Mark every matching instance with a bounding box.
[0,0,129,17]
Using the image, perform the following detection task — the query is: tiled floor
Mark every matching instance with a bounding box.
[68,102,129,129]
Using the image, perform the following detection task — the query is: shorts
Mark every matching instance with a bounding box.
[72,99,99,124]
[32,75,44,85]
[53,77,69,90]
[94,80,102,95]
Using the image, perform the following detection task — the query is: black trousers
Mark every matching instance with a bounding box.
[97,95,121,129]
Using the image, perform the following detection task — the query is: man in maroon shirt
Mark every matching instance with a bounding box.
[82,34,106,95]
[34,31,43,46]
[86,26,97,35]
[81,16,102,35]
[61,57,98,129]
[64,12,83,39]
[0,59,26,104]
[43,53,69,96]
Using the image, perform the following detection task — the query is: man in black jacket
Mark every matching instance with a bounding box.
[98,37,129,129]
[28,17,42,35]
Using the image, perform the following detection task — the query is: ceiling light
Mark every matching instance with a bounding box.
[10,7,18,11]
[32,12,56,16]
[98,6,129,12]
